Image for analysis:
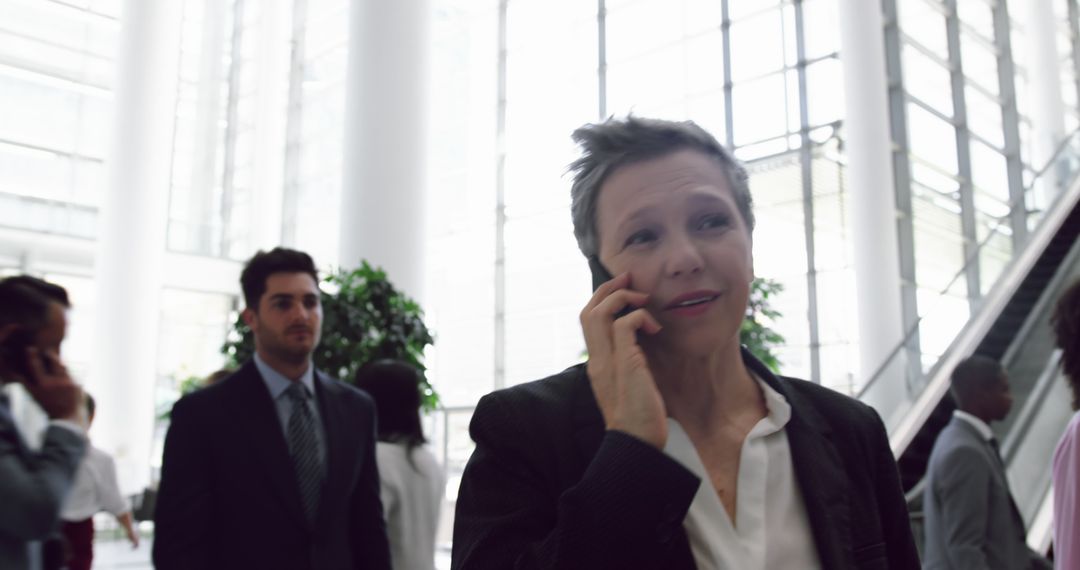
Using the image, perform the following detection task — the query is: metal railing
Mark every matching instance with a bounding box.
[857,127,1080,455]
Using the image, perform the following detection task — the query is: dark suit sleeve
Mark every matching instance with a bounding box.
[0,423,85,540]
[935,445,992,568]
[867,408,921,569]
[349,399,391,570]
[451,392,700,570]
[152,396,213,570]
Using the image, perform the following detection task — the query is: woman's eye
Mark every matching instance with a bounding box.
[624,230,656,247]
[698,214,730,230]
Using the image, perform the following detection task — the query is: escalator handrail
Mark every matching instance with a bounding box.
[858,129,1080,402]
[887,159,1080,456]
[1001,350,1064,463]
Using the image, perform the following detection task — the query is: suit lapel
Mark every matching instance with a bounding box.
[747,351,852,569]
[312,371,348,527]
[230,362,308,529]
[950,418,1026,532]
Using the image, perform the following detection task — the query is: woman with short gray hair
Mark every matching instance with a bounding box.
[452,116,918,569]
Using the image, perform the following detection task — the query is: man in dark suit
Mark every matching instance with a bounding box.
[923,355,1051,569]
[153,247,390,570]
[0,277,86,570]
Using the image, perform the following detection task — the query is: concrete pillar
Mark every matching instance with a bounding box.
[838,0,908,413]
[339,0,431,299]
[1024,0,1067,206]
[91,0,182,494]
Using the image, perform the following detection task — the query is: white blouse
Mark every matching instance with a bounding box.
[662,375,820,570]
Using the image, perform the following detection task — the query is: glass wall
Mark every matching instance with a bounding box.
[0,0,117,237]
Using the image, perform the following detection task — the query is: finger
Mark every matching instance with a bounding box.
[25,348,67,387]
[582,271,632,314]
[582,289,649,357]
[23,347,48,386]
[611,308,662,355]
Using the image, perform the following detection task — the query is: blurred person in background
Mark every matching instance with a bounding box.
[923,355,1051,570]
[451,117,918,569]
[153,247,390,569]
[0,276,86,570]
[355,360,444,570]
[59,393,139,570]
[1052,278,1080,570]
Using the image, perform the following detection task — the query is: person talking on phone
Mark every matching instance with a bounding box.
[0,276,87,570]
[451,116,919,569]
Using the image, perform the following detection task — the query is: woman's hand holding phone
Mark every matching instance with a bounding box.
[580,271,668,449]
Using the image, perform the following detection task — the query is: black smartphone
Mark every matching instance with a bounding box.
[0,327,39,385]
[588,256,634,319]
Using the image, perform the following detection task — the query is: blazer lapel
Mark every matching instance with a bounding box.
[312,371,349,527]
[230,362,308,529]
[747,351,852,569]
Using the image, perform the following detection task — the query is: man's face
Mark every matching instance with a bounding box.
[36,302,67,357]
[980,372,1014,422]
[0,302,66,383]
[243,272,322,364]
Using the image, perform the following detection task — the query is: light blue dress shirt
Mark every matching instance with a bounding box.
[253,353,327,474]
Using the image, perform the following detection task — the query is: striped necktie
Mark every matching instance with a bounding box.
[285,383,322,523]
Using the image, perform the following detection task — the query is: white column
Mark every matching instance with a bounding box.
[186,0,228,254]
[248,0,290,251]
[1024,0,1067,205]
[340,0,431,299]
[91,0,182,494]
[838,0,907,411]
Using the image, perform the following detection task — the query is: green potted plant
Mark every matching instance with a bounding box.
[742,277,785,372]
[221,261,439,410]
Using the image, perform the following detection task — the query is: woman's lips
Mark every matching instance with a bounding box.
[664,291,721,317]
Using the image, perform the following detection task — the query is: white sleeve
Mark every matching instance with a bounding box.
[97,452,129,516]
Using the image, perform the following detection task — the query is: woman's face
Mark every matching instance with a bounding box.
[595,149,753,355]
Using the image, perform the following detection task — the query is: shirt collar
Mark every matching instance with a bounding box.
[749,370,792,438]
[954,410,994,441]
[253,352,316,400]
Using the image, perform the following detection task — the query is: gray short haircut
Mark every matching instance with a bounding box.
[568,116,754,259]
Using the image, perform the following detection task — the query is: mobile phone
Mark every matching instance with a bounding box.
[0,327,39,385]
[588,256,634,319]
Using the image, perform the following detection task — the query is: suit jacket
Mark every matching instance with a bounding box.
[0,390,86,570]
[451,348,919,570]
[152,360,391,570]
[923,416,1044,570]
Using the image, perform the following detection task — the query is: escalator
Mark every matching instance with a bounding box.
[855,130,1080,555]
[896,201,1080,494]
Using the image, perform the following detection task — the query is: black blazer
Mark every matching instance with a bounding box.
[153,360,391,570]
[452,349,919,569]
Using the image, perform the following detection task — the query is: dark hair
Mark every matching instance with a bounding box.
[568,115,754,258]
[0,279,50,330]
[2,275,70,307]
[354,360,426,465]
[240,248,319,310]
[950,355,1004,407]
[1052,279,1080,409]
[85,392,96,418]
